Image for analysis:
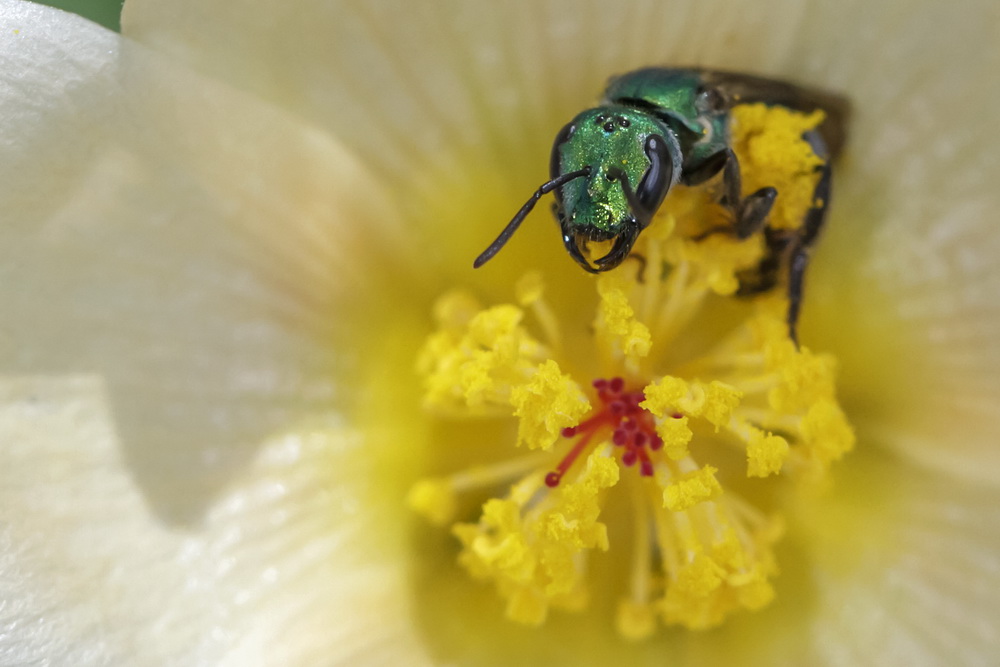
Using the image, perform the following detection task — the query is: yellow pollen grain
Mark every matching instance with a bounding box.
[800,399,855,466]
[730,103,826,231]
[768,351,838,413]
[669,233,766,296]
[641,375,690,410]
[664,465,723,511]
[642,377,742,431]
[746,428,790,477]
[417,292,549,412]
[658,515,782,630]
[595,272,652,361]
[510,360,590,450]
[453,448,618,625]
[655,415,694,461]
[701,381,743,430]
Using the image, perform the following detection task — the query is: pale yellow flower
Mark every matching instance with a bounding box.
[1,0,999,665]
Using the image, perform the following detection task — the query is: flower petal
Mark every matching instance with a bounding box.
[0,0,413,522]
[0,376,432,664]
[793,452,1000,665]
[800,2,1000,483]
[121,0,818,181]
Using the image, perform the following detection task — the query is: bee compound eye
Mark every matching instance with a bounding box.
[550,121,576,178]
[636,135,675,214]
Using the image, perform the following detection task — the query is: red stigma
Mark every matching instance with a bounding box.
[545,377,667,487]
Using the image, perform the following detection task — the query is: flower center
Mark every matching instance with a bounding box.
[408,104,856,638]
[547,378,664,487]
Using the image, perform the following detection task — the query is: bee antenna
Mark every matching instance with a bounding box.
[474,168,591,268]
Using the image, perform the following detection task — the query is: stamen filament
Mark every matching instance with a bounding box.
[709,374,778,396]
[651,487,682,575]
[518,275,564,354]
[652,264,712,350]
[730,407,800,431]
[638,232,665,325]
[450,452,556,492]
[629,479,653,605]
[652,261,693,343]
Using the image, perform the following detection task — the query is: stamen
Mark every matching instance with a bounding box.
[408,452,554,526]
[617,480,656,641]
[653,261,706,346]
[636,219,667,325]
[516,271,563,353]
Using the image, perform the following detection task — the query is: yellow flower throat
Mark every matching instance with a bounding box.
[409,105,854,639]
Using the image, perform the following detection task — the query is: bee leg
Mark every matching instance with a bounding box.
[680,148,729,186]
[693,149,775,240]
[735,235,784,296]
[721,148,777,239]
[784,162,832,346]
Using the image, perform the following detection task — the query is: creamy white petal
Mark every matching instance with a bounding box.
[2,3,433,660]
[794,453,1000,666]
[0,376,432,665]
[801,2,1000,484]
[124,0,1000,480]
[0,0,421,524]
[121,0,813,181]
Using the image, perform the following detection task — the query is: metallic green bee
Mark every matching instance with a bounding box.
[474,68,848,342]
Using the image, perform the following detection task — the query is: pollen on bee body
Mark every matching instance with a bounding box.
[545,377,665,488]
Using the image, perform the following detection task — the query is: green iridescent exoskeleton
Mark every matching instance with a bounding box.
[554,108,680,244]
[474,67,849,343]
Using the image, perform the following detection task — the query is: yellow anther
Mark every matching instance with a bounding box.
[654,416,693,461]
[641,375,690,412]
[800,399,855,466]
[515,270,545,306]
[406,478,457,526]
[452,449,619,626]
[431,289,482,332]
[616,600,657,641]
[417,295,549,411]
[701,381,743,430]
[595,272,652,360]
[642,377,742,430]
[510,360,590,451]
[746,427,790,477]
[664,465,723,511]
